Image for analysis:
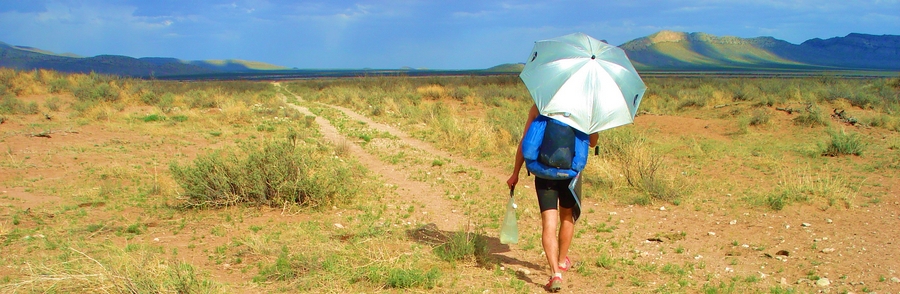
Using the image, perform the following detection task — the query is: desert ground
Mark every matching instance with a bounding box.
[1,74,899,293]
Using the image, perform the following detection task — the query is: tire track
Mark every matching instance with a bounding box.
[275,83,470,230]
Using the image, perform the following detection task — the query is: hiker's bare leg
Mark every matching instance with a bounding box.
[558,206,575,266]
[541,208,561,275]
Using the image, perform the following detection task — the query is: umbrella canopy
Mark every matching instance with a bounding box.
[519,32,646,134]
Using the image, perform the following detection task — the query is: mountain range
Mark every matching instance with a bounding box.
[622,30,900,71]
[0,41,288,77]
[2,30,899,77]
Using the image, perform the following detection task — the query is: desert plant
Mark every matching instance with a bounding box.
[748,108,771,126]
[45,96,62,111]
[254,246,316,282]
[821,129,866,156]
[601,129,679,203]
[169,134,366,208]
[793,104,829,127]
[432,231,489,263]
[2,246,219,293]
[184,89,218,109]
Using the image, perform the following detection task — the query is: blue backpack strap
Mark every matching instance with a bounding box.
[570,130,589,172]
[521,115,547,163]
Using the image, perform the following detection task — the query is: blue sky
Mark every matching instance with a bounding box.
[1,1,898,69]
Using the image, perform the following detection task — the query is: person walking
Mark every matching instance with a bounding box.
[507,104,598,292]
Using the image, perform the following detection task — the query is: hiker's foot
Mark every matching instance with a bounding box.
[545,275,562,292]
[558,256,572,272]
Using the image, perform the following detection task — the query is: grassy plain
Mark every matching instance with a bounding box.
[0,68,899,293]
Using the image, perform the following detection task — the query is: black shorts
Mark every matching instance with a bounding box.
[535,177,578,212]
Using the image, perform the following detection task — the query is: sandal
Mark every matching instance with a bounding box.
[558,256,572,272]
[545,275,562,292]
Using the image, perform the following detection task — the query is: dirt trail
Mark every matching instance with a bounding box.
[326,103,510,181]
[276,83,492,231]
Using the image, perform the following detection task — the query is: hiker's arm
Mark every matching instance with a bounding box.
[507,105,540,190]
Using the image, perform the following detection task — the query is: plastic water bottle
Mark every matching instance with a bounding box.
[500,192,518,244]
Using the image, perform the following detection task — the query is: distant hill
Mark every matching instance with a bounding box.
[4,30,900,77]
[621,31,900,71]
[485,63,524,72]
[0,42,287,77]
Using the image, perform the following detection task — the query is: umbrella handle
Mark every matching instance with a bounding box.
[509,188,514,198]
[595,146,600,156]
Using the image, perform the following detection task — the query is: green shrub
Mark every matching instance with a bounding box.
[142,114,165,122]
[433,231,488,262]
[748,108,771,126]
[171,114,188,122]
[185,89,217,109]
[48,78,70,93]
[158,92,175,111]
[793,104,828,127]
[170,136,364,208]
[254,246,314,282]
[821,129,865,156]
[140,91,159,105]
[449,86,473,101]
[0,95,39,114]
[384,268,440,289]
[766,193,786,211]
[73,81,120,103]
[0,95,23,114]
[45,96,62,111]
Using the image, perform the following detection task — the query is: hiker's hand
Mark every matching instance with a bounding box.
[506,174,518,190]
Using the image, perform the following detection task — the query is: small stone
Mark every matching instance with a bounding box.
[334,223,344,229]
[826,219,833,224]
[694,255,703,260]
[659,206,666,211]
[725,267,734,273]
[153,238,160,242]
[816,278,830,287]
[729,220,737,225]
[802,223,811,227]
[708,232,716,236]
[518,268,531,275]
[891,277,900,283]
[609,212,618,215]
[821,248,836,254]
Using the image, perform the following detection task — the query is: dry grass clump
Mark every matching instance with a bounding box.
[169,132,369,208]
[592,128,681,205]
[2,246,219,293]
[417,84,446,100]
[764,164,857,210]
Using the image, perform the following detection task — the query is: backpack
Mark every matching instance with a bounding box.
[522,115,589,180]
